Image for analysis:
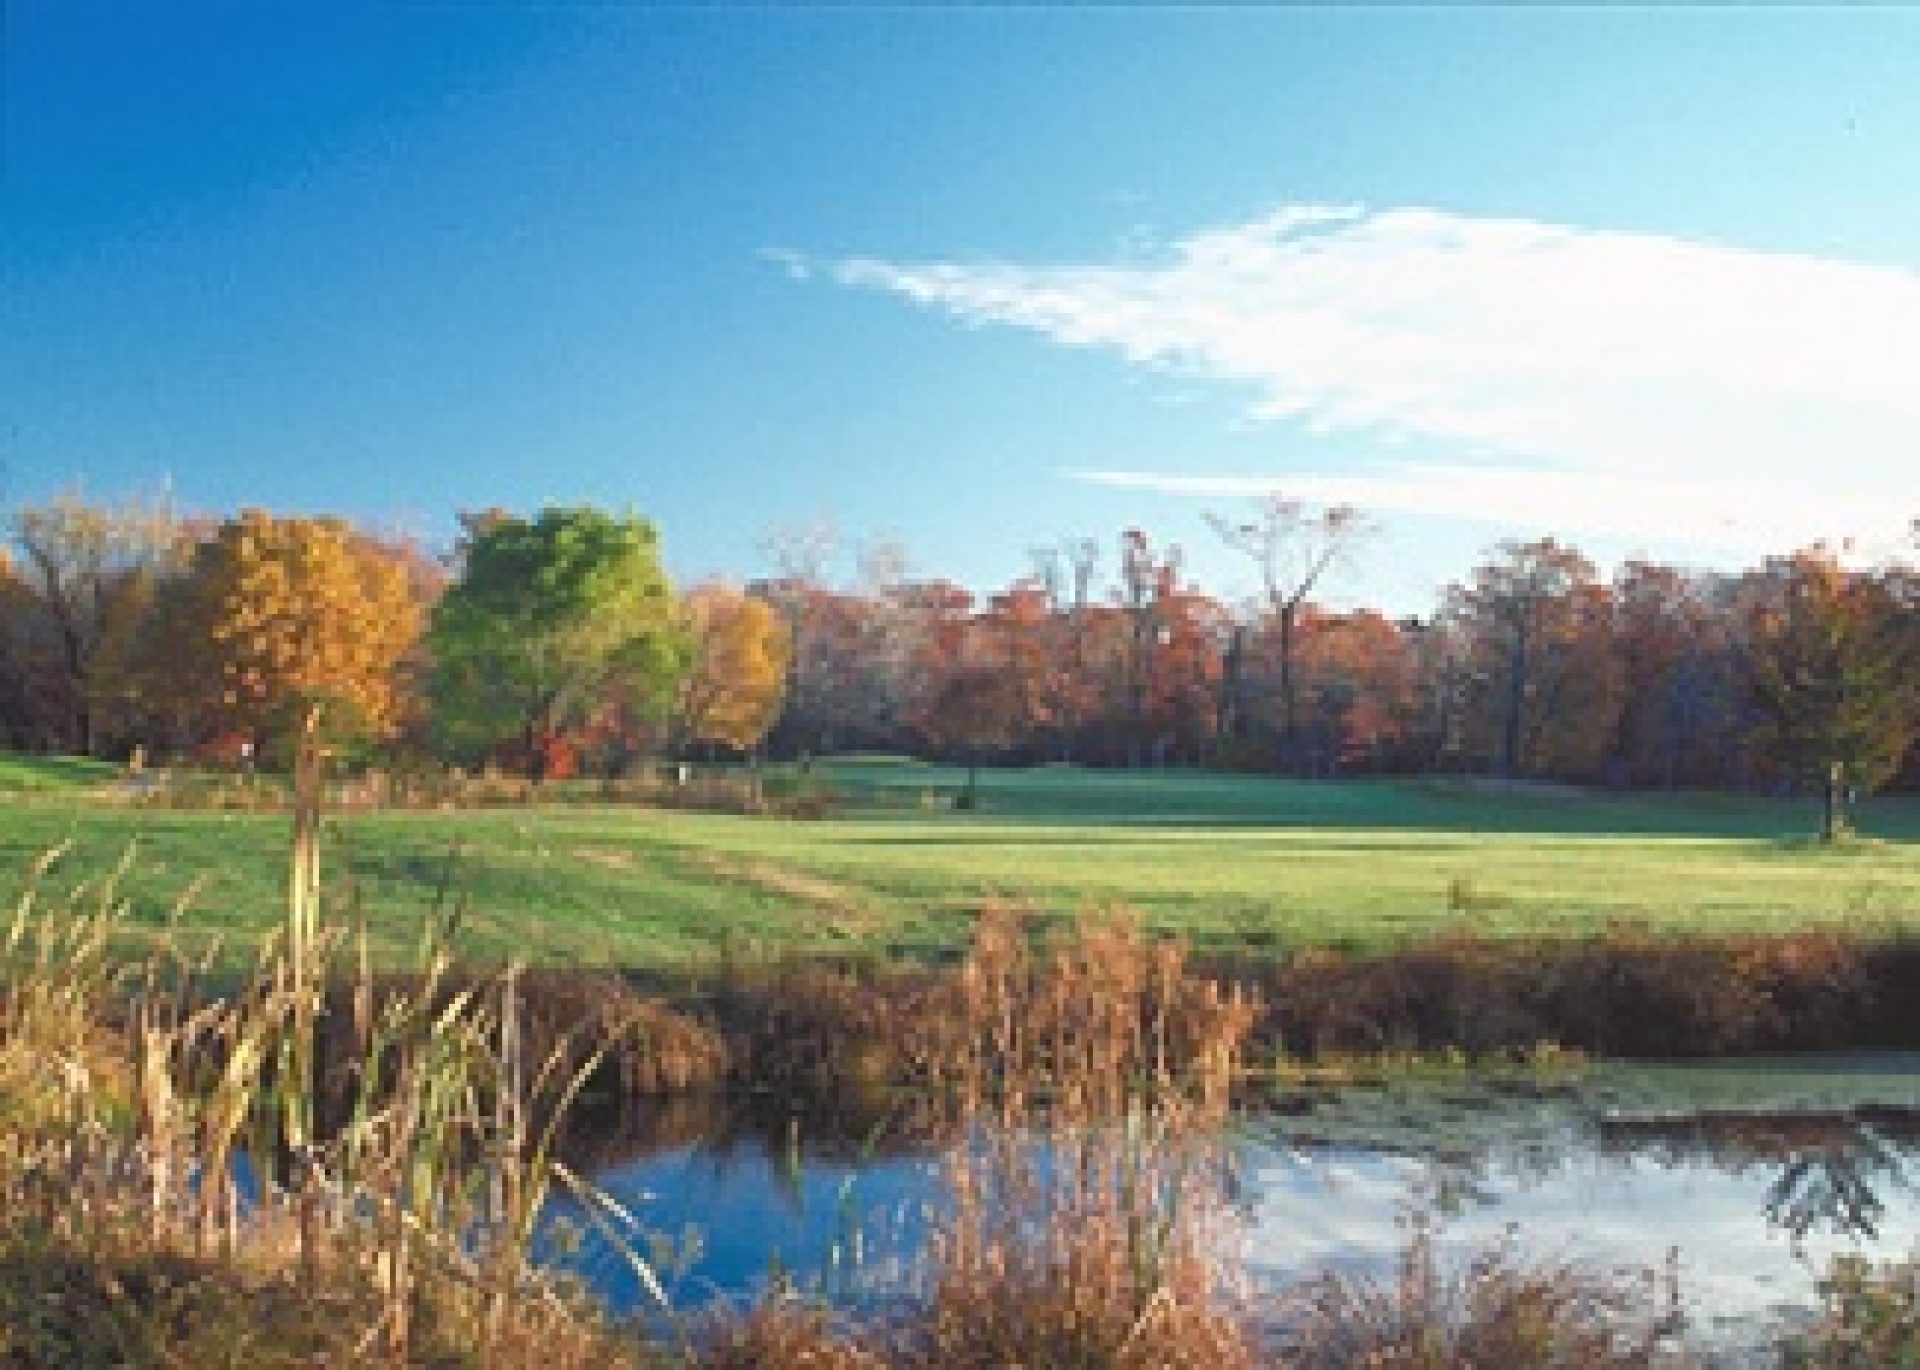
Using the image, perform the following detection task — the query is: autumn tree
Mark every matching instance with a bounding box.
[1443,539,1619,780]
[116,560,219,756]
[1886,559,1920,791]
[1112,529,1194,765]
[982,580,1061,754]
[0,550,45,749]
[1291,608,1415,773]
[1605,561,1752,788]
[1207,497,1369,770]
[765,585,896,755]
[839,538,922,747]
[1141,578,1228,764]
[1027,538,1102,759]
[9,491,181,754]
[163,511,428,757]
[919,659,1024,809]
[757,517,840,756]
[1527,577,1624,779]
[889,577,976,749]
[427,506,686,778]
[1398,614,1473,773]
[1738,550,1918,828]
[674,583,791,754]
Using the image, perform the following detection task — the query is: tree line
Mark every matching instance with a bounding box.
[3,491,1916,798]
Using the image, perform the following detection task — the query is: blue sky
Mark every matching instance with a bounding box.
[7,5,1919,614]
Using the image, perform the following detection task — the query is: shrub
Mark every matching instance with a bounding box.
[1785,1254,1920,1367]
[1278,1220,1670,1368]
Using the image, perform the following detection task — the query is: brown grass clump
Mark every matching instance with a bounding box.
[523,969,733,1096]
[1239,925,1918,1062]
[904,906,1262,1370]
[0,1241,366,1367]
[124,760,838,819]
[709,954,941,1094]
[1278,1221,1672,1368]
[690,1297,889,1369]
[1784,1254,1920,1367]
[0,1225,634,1369]
[314,968,732,1151]
[0,723,655,1369]
[0,845,140,1139]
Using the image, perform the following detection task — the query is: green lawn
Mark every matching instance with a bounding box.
[3,757,1918,969]
[0,753,120,794]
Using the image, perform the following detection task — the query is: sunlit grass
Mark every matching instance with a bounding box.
[5,747,1911,1363]
[3,762,1918,968]
[0,800,658,1366]
[0,752,120,793]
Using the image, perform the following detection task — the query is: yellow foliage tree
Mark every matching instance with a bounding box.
[175,511,429,752]
[674,583,790,753]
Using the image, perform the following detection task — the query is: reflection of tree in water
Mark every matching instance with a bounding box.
[579,1088,1920,1248]
[1597,1108,1920,1246]
[1267,1095,1920,1250]
[1765,1142,1893,1245]
[1411,1159,1499,1219]
[1241,1079,1594,1215]
[561,1083,946,1185]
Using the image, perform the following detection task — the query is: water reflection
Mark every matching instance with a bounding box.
[543,1063,1920,1349]
[1594,1109,1920,1245]
[540,1088,945,1313]
[558,1084,942,1176]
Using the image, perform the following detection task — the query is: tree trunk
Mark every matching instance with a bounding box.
[1501,622,1529,779]
[526,725,547,783]
[57,623,94,756]
[1220,626,1245,743]
[1277,605,1299,771]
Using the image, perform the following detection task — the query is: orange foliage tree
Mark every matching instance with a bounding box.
[1292,608,1415,772]
[1446,538,1620,780]
[982,581,1062,747]
[1608,561,1735,787]
[674,583,791,754]
[919,658,1025,808]
[167,511,430,756]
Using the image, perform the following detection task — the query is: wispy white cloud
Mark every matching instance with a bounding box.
[1070,464,1897,555]
[827,207,1920,556]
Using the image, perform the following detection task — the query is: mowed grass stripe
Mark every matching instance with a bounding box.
[2,763,1916,967]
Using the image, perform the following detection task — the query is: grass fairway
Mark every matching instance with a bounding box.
[0,753,120,794]
[3,758,1918,969]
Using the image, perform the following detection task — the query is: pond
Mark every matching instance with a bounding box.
[538,1054,1920,1355]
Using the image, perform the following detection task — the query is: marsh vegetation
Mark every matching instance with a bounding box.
[3,753,1919,1364]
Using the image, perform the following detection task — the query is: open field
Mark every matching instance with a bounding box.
[0,752,119,794]
[4,757,1918,969]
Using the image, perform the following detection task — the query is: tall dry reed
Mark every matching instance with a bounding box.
[902,905,1261,1369]
[0,719,659,1367]
[1277,1218,1672,1368]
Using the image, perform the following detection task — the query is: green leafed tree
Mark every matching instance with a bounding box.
[426,506,688,777]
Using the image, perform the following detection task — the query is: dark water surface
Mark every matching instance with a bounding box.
[539,1055,1920,1351]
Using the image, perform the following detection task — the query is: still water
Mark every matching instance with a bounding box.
[540,1054,1920,1351]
